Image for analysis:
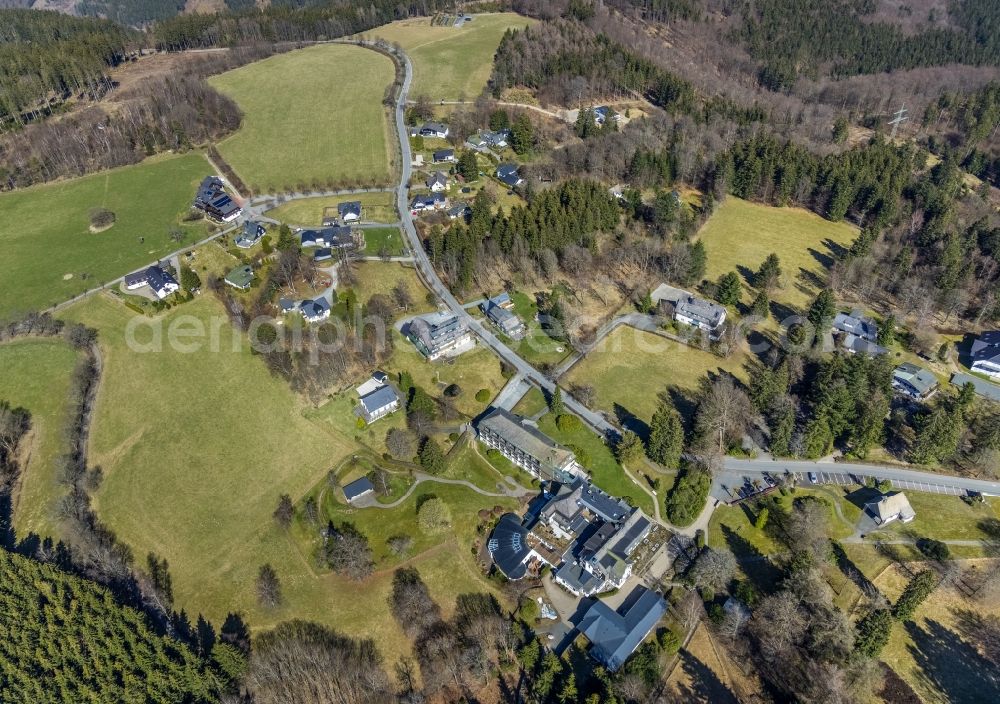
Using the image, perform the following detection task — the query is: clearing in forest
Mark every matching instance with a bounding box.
[696,197,858,313]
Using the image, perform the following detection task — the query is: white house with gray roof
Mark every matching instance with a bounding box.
[406,312,473,360]
[674,295,726,337]
[970,331,1000,380]
[892,363,938,400]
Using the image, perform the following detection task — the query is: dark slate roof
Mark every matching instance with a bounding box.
[314,247,333,261]
[343,477,374,501]
[610,509,652,557]
[278,297,296,312]
[299,297,331,320]
[554,561,603,594]
[127,265,177,291]
[578,587,668,671]
[675,295,726,328]
[496,163,521,187]
[337,201,362,218]
[420,121,448,134]
[842,333,889,356]
[360,385,399,415]
[433,149,454,161]
[579,482,631,523]
[411,193,447,208]
[488,513,530,579]
[372,370,389,383]
[833,311,878,342]
[971,331,1000,364]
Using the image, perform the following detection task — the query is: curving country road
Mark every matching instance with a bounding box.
[390,48,618,441]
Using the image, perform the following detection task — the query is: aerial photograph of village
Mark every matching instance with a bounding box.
[1,0,999,702]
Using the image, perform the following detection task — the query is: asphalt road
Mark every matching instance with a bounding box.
[390,48,617,440]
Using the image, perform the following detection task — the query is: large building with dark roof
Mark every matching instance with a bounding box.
[124,265,179,299]
[406,312,473,360]
[578,587,668,671]
[477,408,578,481]
[971,331,1000,380]
[193,176,241,222]
[487,513,531,580]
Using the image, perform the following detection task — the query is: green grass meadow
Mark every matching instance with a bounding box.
[0,338,80,539]
[0,153,212,320]
[265,191,397,226]
[366,13,535,100]
[697,197,858,312]
[209,45,395,192]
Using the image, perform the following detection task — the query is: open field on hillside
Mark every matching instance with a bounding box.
[0,153,212,320]
[697,197,858,312]
[565,327,747,428]
[872,561,1000,704]
[264,192,398,225]
[59,294,354,631]
[364,13,535,100]
[362,227,407,256]
[0,339,80,540]
[209,45,395,192]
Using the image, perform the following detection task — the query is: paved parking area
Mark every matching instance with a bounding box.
[796,472,965,496]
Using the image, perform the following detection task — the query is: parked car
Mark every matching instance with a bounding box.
[808,472,819,484]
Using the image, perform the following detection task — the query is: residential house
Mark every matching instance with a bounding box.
[951,372,1000,402]
[448,203,471,220]
[832,311,888,355]
[300,225,358,249]
[865,492,915,525]
[578,587,668,671]
[235,220,265,248]
[674,295,727,338]
[406,312,473,360]
[496,163,523,188]
[487,513,532,580]
[124,265,179,299]
[314,247,332,262]
[419,122,449,138]
[426,171,449,192]
[481,293,526,338]
[299,297,331,323]
[892,363,938,400]
[193,176,241,222]
[359,385,400,423]
[476,408,578,481]
[833,310,879,342]
[337,201,363,222]
[343,477,374,503]
[410,193,448,213]
[278,298,297,314]
[970,331,1000,380]
[483,129,510,147]
[224,264,254,291]
[432,149,456,163]
[840,334,889,356]
[592,106,622,126]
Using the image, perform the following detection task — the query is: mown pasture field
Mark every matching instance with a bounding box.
[564,327,747,427]
[0,338,80,539]
[365,13,535,101]
[0,153,212,320]
[696,197,858,312]
[209,45,395,192]
[264,191,397,226]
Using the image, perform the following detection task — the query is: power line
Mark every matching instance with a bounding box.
[889,104,908,140]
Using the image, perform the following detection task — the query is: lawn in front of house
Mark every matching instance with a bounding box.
[696,197,858,313]
[209,44,395,192]
[365,13,536,101]
[536,412,654,515]
[0,152,212,319]
[507,290,573,369]
[265,191,398,226]
[862,492,1000,543]
[384,336,508,418]
[0,338,81,539]
[361,227,407,257]
[564,327,747,428]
